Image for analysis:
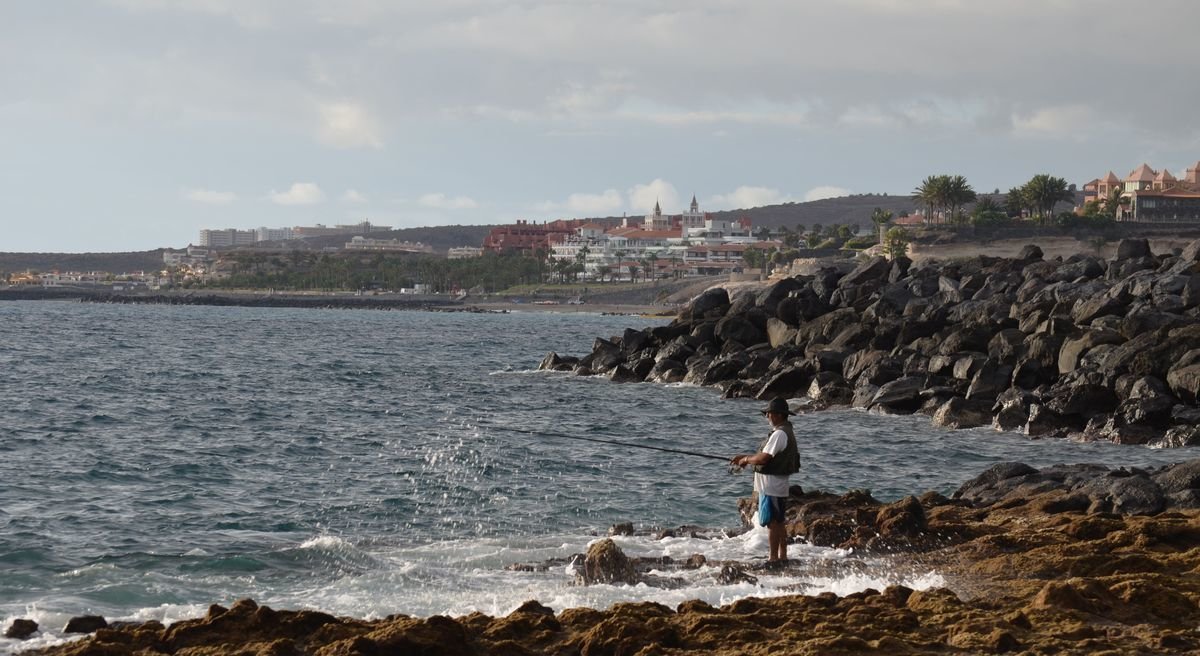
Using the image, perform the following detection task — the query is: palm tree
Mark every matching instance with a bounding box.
[944,175,977,227]
[1023,174,1074,224]
[627,263,640,283]
[913,175,947,224]
[870,207,893,243]
[1005,186,1029,219]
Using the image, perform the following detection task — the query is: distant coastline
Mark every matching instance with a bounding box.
[0,286,675,317]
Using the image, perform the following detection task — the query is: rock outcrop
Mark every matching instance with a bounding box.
[545,240,1200,446]
[31,460,1200,655]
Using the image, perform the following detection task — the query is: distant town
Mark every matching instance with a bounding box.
[4,161,1200,294]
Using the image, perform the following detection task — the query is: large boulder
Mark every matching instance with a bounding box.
[577,539,636,585]
[5,619,38,640]
[870,376,926,413]
[715,315,767,347]
[1114,238,1151,260]
[682,287,730,321]
[931,397,993,429]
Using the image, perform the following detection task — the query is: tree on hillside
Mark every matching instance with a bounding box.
[971,197,1010,227]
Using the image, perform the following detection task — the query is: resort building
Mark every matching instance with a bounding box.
[199,228,257,248]
[537,198,772,280]
[343,236,433,253]
[1083,161,1200,222]
[447,246,485,259]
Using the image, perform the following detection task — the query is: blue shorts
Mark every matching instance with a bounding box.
[759,494,786,526]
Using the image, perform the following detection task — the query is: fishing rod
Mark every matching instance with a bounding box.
[499,425,736,465]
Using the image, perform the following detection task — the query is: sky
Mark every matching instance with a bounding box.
[3,0,1200,253]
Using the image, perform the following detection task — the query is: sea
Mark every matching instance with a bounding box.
[2,301,1197,652]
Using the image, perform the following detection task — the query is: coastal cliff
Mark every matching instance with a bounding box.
[543,238,1200,447]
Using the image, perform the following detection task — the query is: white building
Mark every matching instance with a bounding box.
[199,228,257,248]
[447,246,485,259]
[257,226,295,242]
[344,236,433,253]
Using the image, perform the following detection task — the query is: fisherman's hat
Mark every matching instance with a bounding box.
[760,397,795,416]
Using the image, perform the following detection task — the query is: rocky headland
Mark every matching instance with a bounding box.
[541,238,1200,448]
[15,459,1200,655]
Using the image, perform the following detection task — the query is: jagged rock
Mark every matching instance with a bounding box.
[807,372,852,407]
[756,364,814,400]
[765,317,797,348]
[851,380,880,409]
[1077,471,1166,515]
[966,360,1013,401]
[1115,238,1151,260]
[590,337,624,373]
[715,315,766,347]
[870,376,926,413]
[578,539,636,585]
[1150,426,1200,448]
[1167,364,1200,402]
[1026,404,1072,437]
[608,364,642,383]
[1058,329,1125,375]
[539,352,579,371]
[1017,244,1043,261]
[756,278,805,315]
[993,387,1032,431]
[681,287,730,321]
[5,619,38,640]
[932,397,993,429]
[646,359,686,384]
[65,616,108,634]
[874,496,927,541]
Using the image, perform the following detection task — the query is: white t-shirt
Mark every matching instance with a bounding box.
[753,427,791,498]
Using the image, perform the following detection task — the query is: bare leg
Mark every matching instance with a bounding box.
[768,521,787,562]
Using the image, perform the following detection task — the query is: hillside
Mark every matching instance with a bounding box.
[0,250,167,275]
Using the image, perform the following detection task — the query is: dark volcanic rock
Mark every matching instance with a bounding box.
[65,615,108,634]
[5,619,38,640]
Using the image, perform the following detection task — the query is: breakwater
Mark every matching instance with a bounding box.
[544,238,1200,447]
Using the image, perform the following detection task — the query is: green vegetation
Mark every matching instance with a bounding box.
[912,174,977,226]
[203,251,545,293]
[883,226,911,259]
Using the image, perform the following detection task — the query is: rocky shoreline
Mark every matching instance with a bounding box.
[541,238,1200,448]
[14,459,1200,654]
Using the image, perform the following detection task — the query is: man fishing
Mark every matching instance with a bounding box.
[730,397,800,566]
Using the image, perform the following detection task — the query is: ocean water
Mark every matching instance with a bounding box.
[1,301,1196,652]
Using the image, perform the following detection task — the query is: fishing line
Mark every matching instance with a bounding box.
[492,425,745,473]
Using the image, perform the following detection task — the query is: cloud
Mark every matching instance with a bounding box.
[536,189,623,215]
[183,188,236,204]
[419,193,478,210]
[709,186,793,210]
[804,186,852,202]
[317,101,383,149]
[342,189,368,203]
[1011,104,1109,140]
[269,182,325,205]
[627,179,679,214]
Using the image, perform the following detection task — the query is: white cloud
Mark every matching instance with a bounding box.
[268,182,325,205]
[342,189,368,203]
[419,193,478,210]
[317,101,383,149]
[627,179,679,214]
[804,186,852,202]
[709,186,792,210]
[535,189,623,216]
[182,188,236,204]
[1011,104,1107,139]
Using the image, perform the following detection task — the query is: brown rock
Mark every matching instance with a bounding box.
[577,538,637,585]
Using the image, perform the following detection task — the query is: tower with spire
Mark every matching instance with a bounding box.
[644,198,669,230]
[681,193,705,236]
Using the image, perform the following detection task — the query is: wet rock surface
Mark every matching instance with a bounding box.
[545,241,1200,446]
[30,459,1200,656]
